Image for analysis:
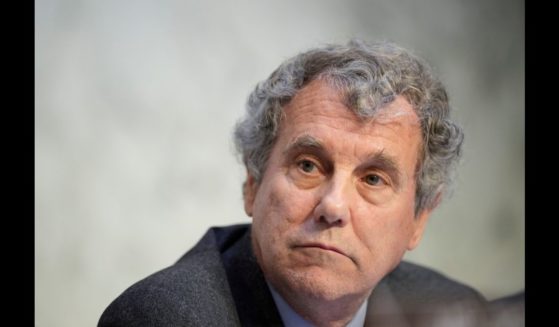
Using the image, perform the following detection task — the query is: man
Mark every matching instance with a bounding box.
[99,39,488,326]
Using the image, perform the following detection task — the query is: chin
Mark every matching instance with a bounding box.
[276,266,369,302]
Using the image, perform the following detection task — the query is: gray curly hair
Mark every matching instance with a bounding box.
[234,39,463,215]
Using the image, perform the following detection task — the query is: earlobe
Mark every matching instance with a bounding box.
[243,173,258,217]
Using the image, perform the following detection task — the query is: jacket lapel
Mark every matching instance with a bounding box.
[221,228,284,326]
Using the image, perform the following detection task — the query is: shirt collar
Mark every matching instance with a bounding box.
[267,282,368,327]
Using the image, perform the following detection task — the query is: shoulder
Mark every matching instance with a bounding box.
[98,224,250,327]
[370,261,489,326]
[388,261,487,305]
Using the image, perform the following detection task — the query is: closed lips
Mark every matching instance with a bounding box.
[298,243,347,256]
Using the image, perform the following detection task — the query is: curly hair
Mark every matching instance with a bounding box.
[234,39,464,215]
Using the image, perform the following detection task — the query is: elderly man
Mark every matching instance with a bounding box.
[99,40,488,327]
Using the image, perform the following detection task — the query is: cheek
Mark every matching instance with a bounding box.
[254,174,318,227]
[252,175,319,261]
[355,204,416,259]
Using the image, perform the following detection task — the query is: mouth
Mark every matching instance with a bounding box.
[296,242,347,257]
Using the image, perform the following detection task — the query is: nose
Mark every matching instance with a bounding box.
[313,178,350,227]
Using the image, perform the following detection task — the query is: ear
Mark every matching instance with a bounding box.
[406,192,442,251]
[406,208,432,251]
[243,172,258,217]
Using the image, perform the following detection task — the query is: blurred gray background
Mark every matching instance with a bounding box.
[35,0,524,326]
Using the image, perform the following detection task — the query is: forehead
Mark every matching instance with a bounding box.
[279,80,422,150]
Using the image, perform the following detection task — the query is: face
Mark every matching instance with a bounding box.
[244,79,434,303]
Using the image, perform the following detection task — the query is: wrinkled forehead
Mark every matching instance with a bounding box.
[364,99,421,125]
[284,79,421,129]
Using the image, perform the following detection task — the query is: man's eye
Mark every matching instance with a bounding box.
[364,174,384,186]
[298,160,317,173]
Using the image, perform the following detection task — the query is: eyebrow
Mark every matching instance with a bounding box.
[283,135,333,169]
[283,134,324,154]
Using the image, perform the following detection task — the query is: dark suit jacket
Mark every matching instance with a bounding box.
[99,224,488,326]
